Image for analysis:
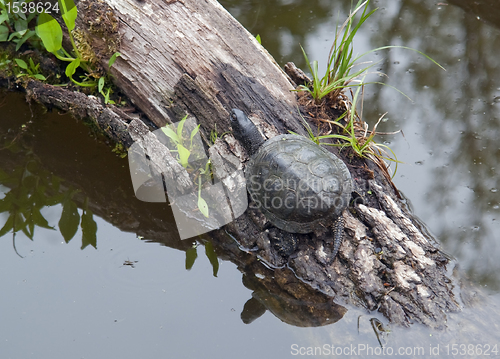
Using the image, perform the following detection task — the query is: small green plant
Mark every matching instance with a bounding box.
[98,53,121,104]
[297,0,444,103]
[0,0,40,50]
[161,116,211,218]
[35,0,95,86]
[161,115,200,168]
[209,123,230,145]
[14,57,46,80]
[1,0,121,104]
[97,52,121,104]
[34,0,120,90]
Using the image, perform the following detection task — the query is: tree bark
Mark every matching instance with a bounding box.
[19,0,466,329]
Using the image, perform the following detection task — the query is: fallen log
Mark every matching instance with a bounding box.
[12,0,465,328]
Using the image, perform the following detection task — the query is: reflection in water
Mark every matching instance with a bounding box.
[241,265,347,327]
[0,154,97,256]
[0,90,185,252]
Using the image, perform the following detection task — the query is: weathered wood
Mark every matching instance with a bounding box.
[9,0,469,329]
[78,0,303,132]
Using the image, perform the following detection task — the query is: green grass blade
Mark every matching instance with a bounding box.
[354,45,446,71]
[108,52,121,68]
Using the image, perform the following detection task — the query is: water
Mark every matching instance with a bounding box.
[2,0,500,357]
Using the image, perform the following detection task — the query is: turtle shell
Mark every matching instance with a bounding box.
[246,134,352,233]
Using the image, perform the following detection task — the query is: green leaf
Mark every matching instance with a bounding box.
[255,34,261,44]
[204,241,219,277]
[24,219,34,240]
[17,7,27,21]
[177,144,190,168]
[34,74,46,81]
[197,195,209,218]
[0,214,14,237]
[15,29,35,51]
[98,76,105,93]
[14,58,28,69]
[59,0,77,31]
[14,18,27,36]
[7,31,18,41]
[32,208,54,230]
[36,12,62,53]
[65,57,80,77]
[185,246,197,270]
[161,126,179,145]
[108,52,121,67]
[81,208,97,249]
[58,199,80,243]
[0,10,9,25]
[0,24,8,42]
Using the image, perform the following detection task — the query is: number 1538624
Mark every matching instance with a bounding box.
[6,1,59,15]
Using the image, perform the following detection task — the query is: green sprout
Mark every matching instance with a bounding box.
[161,115,211,218]
[209,123,230,145]
[14,57,46,80]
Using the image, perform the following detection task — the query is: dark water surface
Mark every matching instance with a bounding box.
[2,0,500,358]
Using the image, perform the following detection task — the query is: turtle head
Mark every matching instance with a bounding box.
[230,109,265,156]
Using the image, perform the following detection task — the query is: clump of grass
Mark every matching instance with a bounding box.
[296,83,401,185]
[297,0,444,104]
[319,84,401,176]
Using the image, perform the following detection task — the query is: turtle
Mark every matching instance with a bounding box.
[230,108,353,260]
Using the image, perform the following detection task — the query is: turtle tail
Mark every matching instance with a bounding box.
[332,215,345,260]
